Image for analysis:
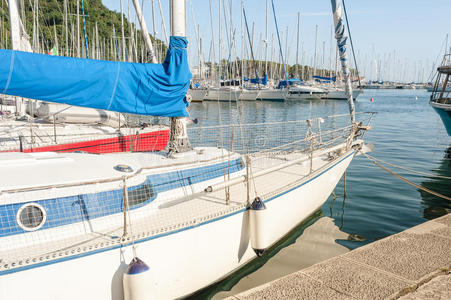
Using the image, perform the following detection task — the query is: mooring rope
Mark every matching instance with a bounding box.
[361,152,451,201]
[364,153,451,180]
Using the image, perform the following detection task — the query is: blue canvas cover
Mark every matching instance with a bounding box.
[313,75,337,83]
[277,78,303,89]
[0,36,192,117]
[243,74,268,86]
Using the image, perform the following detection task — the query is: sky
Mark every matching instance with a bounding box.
[102,0,451,82]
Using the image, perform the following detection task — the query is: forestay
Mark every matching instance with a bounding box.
[0,36,192,117]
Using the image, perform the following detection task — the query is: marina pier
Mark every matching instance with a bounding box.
[226,213,451,299]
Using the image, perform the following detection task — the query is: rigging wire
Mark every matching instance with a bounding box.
[243,7,260,80]
[270,0,289,84]
[341,0,360,87]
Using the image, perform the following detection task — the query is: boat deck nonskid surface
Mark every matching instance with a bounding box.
[0,147,347,273]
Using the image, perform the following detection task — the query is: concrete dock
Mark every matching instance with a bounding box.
[227,213,451,299]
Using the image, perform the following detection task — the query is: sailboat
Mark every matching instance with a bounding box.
[430,52,451,136]
[0,0,373,299]
[0,0,169,153]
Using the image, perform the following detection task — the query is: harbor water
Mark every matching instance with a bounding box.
[184,89,451,299]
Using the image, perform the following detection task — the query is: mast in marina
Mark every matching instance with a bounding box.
[8,0,21,51]
[219,0,222,84]
[132,0,157,63]
[168,0,191,155]
[265,0,269,77]
[313,24,318,78]
[330,0,355,123]
[120,0,126,61]
[76,0,80,57]
[64,0,68,55]
[270,0,288,84]
[329,25,333,78]
[296,12,300,79]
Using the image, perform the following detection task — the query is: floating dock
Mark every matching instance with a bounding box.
[227,213,451,299]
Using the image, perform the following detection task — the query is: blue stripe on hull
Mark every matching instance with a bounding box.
[0,158,244,238]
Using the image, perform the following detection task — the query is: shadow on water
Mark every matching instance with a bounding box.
[420,146,451,220]
[184,210,324,300]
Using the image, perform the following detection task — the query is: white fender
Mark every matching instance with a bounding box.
[123,257,153,300]
[249,197,271,256]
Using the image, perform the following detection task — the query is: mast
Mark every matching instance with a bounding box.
[8,0,21,50]
[120,0,126,61]
[218,0,222,84]
[264,0,268,77]
[127,0,133,61]
[35,0,40,52]
[132,0,157,63]
[64,0,68,55]
[295,12,300,78]
[77,0,80,58]
[157,0,169,45]
[313,25,318,78]
[53,23,59,55]
[270,0,288,85]
[329,25,332,78]
[322,41,325,77]
[241,0,244,83]
[168,0,191,155]
[95,22,99,59]
[81,0,89,58]
[330,0,355,123]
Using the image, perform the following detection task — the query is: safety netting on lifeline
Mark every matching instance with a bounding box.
[0,112,374,273]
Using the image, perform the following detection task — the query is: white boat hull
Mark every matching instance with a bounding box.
[204,88,241,101]
[256,89,286,101]
[30,102,122,127]
[0,150,355,300]
[321,89,362,100]
[238,89,258,101]
[187,89,207,102]
[286,92,324,100]
[286,86,326,100]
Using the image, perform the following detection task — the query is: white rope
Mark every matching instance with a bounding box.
[362,152,451,201]
[364,153,451,180]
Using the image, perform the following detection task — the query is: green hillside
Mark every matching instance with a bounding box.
[0,0,166,61]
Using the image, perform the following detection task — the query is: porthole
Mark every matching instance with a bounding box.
[238,158,245,169]
[16,203,47,231]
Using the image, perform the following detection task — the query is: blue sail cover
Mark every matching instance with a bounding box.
[277,78,303,89]
[313,75,337,83]
[243,74,268,86]
[0,36,192,117]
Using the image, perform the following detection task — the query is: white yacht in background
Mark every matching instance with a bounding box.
[187,87,207,102]
[256,87,287,101]
[321,87,362,100]
[286,85,327,100]
[203,86,241,101]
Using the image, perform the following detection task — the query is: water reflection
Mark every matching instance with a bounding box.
[420,146,451,220]
[188,100,347,127]
[185,210,351,300]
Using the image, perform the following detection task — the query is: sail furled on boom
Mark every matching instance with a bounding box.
[330,0,355,123]
[0,36,192,117]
